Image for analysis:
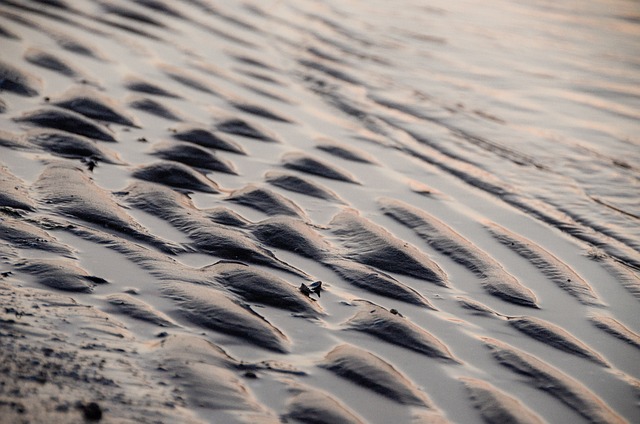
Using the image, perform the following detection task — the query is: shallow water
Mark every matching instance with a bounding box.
[0,0,638,423]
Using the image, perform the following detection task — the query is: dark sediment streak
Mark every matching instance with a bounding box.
[216,117,280,142]
[24,47,81,78]
[128,96,184,121]
[316,139,380,164]
[591,255,640,302]
[124,75,182,98]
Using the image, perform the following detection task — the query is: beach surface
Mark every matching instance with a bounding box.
[0,0,638,423]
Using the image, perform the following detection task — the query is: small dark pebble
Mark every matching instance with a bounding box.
[55,403,69,412]
[78,401,102,421]
[137,137,147,142]
[10,402,26,414]
[309,280,323,296]
[156,331,169,338]
[299,283,312,297]
[244,371,258,379]
[82,157,99,172]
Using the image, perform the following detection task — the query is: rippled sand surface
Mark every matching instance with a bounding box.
[0,1,638,423]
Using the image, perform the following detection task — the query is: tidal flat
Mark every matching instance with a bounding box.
[0,0,638,423]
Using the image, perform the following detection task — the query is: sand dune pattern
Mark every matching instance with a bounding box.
[0,1,637,423]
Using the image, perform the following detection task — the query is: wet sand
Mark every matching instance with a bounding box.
[0,0,638,423]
